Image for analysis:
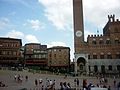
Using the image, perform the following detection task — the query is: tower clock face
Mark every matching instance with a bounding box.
[76,30,82,37]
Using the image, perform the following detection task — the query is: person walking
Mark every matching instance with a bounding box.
[35,79,38,86]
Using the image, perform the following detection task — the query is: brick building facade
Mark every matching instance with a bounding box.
[0,37,22,66]
[73,0,120,75]
[24,43,47,67]
[47,46,70,72]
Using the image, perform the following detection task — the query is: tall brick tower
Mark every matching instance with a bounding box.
[73,0,89,75]
[73,0,84,53]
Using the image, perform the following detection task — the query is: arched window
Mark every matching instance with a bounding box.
[89,66,91,72]
[88,55,90,59]
[106,40,111,44]
[117,65,120,71]
[92,41,96,44]
[107,53,112,59]
[108,65,112,71]
[106,38,111,44]
[116,54,120,59]
[101,65,105,73]
[115,27,118,33]
[99,40,104,44]
[93,55,97,59]
[94,65,98,72]
[92,39,96,44]
[115,38,119,44]
[100,55,104,59]
[99,38,104,44]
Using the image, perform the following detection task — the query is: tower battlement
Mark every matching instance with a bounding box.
[88,34,103,38]
[108,14,119,22]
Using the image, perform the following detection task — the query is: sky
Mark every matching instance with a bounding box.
[0,0,120,60]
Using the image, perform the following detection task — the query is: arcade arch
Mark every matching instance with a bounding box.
[77,57,86,72]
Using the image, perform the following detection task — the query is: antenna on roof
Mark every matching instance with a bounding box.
[97,29,99,35]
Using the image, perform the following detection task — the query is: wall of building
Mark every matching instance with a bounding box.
[47,46,70,72]
[24,43,47,66]
[0,37,22,66]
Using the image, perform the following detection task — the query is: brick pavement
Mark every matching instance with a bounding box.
[0,69,120,90]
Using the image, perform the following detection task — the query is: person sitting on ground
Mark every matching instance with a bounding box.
[0,81,7,87]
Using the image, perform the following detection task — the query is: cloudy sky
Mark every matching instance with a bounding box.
[0,0,120,60]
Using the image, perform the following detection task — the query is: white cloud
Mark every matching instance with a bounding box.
[38,0,120,31]
[0,17,10,30]
[83,0,120,28]
[5,30,40,44]
[6,30,24,38]
[38,0,73,31]
[25,35,40,43]
[27,19,44,31]
[47,41,66,48]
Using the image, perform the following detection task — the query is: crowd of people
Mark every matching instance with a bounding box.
[0,70,115,90]
[12,73,120,90]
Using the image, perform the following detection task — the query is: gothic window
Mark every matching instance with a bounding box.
[79,64,83,70]
[106,39,111,44]
[108,65,112,71]
[115,27,118,33]
[93,55,97,59]
[94,65,98,72]
[107,54,112,59]
[116,54,120,59]
[88,55,90,59]
[99,40,104,44]
[117,65,120,71]
[92,41,97,44]
[89,66,91,72]
[115,39,119,44]
[100,55,104,59]
[101,65,105,73]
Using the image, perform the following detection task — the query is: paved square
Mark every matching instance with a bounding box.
[0,69,120,90]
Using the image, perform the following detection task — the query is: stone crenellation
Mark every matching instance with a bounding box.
[88,34,103,38]
[108,14,119,22]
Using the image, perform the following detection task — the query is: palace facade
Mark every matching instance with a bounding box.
[73,0,120,75]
